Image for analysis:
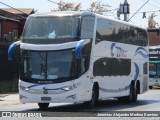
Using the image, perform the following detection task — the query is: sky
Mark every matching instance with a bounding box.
[0,0,159,28]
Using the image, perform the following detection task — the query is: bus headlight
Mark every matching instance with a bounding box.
[20,85,30,91]
[62,82,80,91]
[62,86,73,91]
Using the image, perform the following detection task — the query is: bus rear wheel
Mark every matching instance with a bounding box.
[38,103,49,110]
[126,83,138,103]
[132,84,138,102]
[118,83,137,103]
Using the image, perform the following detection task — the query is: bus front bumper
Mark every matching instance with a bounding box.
[19,82,84,103]
[149,78,160,87]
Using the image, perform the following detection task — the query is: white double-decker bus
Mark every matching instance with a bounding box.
[8,11,149,109]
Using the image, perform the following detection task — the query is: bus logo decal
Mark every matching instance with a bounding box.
[43,87,48,94]
[134,47,148,58]
[111,43,127,57]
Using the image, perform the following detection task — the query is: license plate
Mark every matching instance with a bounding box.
[154,83,160,85]
[41,97,51,101]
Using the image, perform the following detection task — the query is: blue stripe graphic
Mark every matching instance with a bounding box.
[28,84,64,90]
[134,47,148,58]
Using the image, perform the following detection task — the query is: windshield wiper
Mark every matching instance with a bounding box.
[38,52,48,79]
[38,52,46,62]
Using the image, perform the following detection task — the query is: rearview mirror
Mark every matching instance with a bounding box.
[8,41,21,61]
[75,40,84,60]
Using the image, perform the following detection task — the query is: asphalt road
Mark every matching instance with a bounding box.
[0,88,160,118]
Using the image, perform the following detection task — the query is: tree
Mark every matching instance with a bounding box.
[52,0,111,15]
[87,1,111,15]
[52,0,81,11]
[148,13,159,28]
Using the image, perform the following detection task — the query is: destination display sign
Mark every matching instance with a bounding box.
[149,49,160,60]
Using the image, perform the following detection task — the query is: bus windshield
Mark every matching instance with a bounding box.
[22,16,80,44]
[149,63,160,77]
[20,49,78,83]
[149,48,160,78]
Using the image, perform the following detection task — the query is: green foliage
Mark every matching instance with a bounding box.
[52,0,111,15]
[52,0,81,11]
[87,1,111,15]
[148,13,159,28]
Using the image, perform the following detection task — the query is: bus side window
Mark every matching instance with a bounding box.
[81,16,95,39]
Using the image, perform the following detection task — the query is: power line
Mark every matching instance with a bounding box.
[141,0,160,9]
[147,1,159,8]
[129,19,134,24]
[134,10,160,14]
[46,0,61,5]
[106,9,160,17]
[0,1,28,16]
[151,0,160,6]
[46,0,159,19]
[128,0,150,21]
[108,8,119,11]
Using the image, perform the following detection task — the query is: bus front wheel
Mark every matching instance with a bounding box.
[38,103,49,110]
[89,84,99,107]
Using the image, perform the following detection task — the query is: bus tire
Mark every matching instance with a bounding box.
[125,83,134,103]
[38,103,49,110]
[89,85,99,108]
[133,84,138,102]
[149,86,153,89]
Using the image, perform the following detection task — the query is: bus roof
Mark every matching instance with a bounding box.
[149,45,160,49]
[29,11,147,30]
[29,11,94,17]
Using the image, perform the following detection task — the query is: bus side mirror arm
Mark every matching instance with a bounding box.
[75,40,84,60]
[8,41,21,61]
[75,40,84,76]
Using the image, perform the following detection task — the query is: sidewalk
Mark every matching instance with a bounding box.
[0,93,20,107]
